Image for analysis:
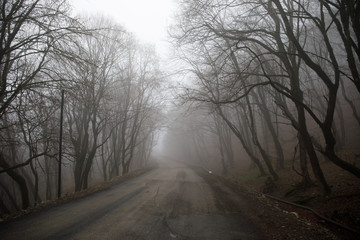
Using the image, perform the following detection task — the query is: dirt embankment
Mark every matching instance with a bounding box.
[216,161,360,240]
[0,168,149,222]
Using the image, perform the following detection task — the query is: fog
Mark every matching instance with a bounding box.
[1,3,360,234]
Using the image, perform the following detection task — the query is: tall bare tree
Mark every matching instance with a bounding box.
[171,0,360,193]
[0,0,81,209]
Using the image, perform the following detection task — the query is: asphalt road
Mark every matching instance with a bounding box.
[0,160,260,240]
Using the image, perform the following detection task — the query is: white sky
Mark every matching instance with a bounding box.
[70,0,177,57]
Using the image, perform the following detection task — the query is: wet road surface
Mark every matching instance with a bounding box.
[0,160,260,240]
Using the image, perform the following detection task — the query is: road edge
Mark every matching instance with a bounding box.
[0,168,152,224]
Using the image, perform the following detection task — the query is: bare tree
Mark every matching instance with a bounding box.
[0,0,80,209]
[119,44,162,174]
[58,18,124,191]
[212,112,234,171]
[0,0,80,117]
[171,0,360,193]
[252,86,285,169]
[268,0,360,179]
[0,2,163,213]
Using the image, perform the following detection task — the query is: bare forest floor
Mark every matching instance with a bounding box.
[225,159,360,239]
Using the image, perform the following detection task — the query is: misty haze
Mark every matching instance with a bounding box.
[0,0,359,239]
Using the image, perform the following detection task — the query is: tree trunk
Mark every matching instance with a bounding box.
[253,89,285,169]
[0,154,30,209]
[298,135,313,187]
[340,79,360,126]
[218,135,228,174]
[217,106,266,176]
[29,160,40,204]
[0,181,20,212]
[74,159,84,192]
[296,104,331,194]
[245,96,279,180]
[323,126,360,177]
[45,155,53,200]
[122,161,130,175]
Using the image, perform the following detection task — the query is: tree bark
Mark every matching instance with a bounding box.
[253,88,285,169]
[244,96,279,180]
[0,154,30,209]
[298,135,313,187]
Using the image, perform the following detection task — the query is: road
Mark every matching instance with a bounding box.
[0,160,260,240]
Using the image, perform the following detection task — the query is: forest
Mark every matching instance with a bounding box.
[1,0,360,221]
[163,0,360,195]
[0,0,164,214]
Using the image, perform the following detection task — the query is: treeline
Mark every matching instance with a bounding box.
[0,0,163,214]
[169,0,360,194]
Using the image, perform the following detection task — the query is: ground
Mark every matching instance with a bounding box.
[225,160,360,239]
[0,160,358,239]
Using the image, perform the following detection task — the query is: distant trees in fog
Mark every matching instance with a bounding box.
[170,0,360,194]
[0,0,162,213]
